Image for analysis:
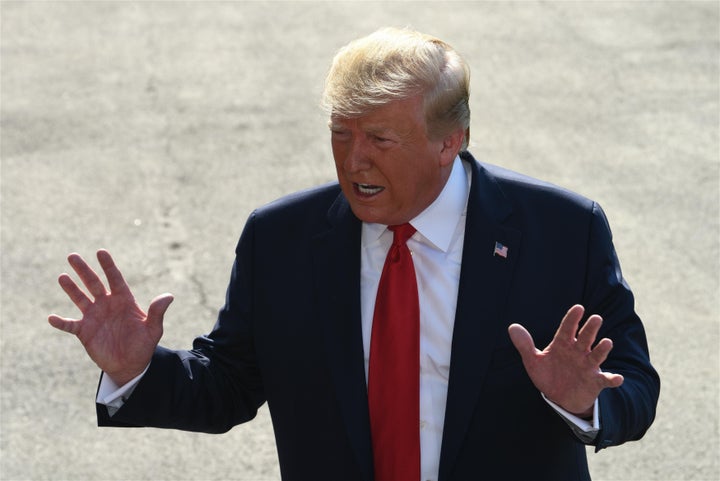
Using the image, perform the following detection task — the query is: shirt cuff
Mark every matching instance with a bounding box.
[542,393,600,444]
[96,365,150,416]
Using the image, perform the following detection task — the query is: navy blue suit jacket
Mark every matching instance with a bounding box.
[99,152,659,480]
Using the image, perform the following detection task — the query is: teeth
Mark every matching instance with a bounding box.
[357,184,383,195]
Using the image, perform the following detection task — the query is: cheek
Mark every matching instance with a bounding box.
[385,167,418,199]
[331,144,346,170]
[391,161,440,203]
[331,140,341,159]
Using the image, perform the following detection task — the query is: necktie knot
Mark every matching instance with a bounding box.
[389,223,416,246]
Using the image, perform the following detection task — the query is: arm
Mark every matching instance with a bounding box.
[50,215,267,433]
[106,216,266,432]
[509,202,659,448]
[582,202,660,449]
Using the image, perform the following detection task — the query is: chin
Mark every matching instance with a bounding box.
[352,209,407,226]
[348,205,385,224]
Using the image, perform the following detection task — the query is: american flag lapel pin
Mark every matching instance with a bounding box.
[493,241,508,258]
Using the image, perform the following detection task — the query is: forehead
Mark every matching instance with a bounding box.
[330,95,427,131]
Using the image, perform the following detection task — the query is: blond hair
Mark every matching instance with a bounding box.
[322,27,470,149]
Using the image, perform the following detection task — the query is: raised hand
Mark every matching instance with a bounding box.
[48,250,174,386]
[508,305,624,417]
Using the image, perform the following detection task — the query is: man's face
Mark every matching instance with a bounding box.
[330,95,456,225]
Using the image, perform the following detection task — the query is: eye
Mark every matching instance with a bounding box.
[330,128,351,141]
[372,134,395,145]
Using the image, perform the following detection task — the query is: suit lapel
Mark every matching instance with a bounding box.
[312,193,374,480]
[438,156,521,481]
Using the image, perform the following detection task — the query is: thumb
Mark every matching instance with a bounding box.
[146,293,174,328]
[48,315,78,335]
[508,323,538,362]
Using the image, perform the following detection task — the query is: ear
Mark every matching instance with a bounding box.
[439,128,466,167]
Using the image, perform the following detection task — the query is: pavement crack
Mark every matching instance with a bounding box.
[189,273,216,317]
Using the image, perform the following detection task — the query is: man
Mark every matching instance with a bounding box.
[49,28,659,480]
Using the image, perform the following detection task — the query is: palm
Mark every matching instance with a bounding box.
[76,288,158,377]
[48,250,173,385]
[508,305,624,416]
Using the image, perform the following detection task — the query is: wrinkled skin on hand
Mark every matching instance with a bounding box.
[48,250,173,386]
[508,304,624,417]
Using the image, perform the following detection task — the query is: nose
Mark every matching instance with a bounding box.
[343,137,372,174]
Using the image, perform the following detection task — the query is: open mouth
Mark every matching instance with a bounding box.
[354,183,384,196]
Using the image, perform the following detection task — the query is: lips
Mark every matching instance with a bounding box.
[354,183,384,197]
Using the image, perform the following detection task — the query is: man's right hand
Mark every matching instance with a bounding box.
[48,249,174,386]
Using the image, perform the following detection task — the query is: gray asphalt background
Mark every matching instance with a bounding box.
[1,1,718,480]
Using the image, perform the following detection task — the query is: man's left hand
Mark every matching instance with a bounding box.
[508,304,624,417]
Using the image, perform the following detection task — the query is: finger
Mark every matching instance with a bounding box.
[508,323,539,363]
[58,273,92,311]
[576,314,603,352]
[68,253,107,298]
[554,304,585,341]
[588,337,614,366]
[97,250,130,295]
[146,293,174,330]
[48,314,81,335]
[601,371,625,389]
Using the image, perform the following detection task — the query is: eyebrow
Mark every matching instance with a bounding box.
[328,121,395,134]
[365,126,394,135]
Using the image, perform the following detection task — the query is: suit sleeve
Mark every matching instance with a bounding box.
[582,202,660,450]
[97,212,266,433]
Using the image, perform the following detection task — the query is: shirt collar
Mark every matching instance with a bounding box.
[362,155,469,252]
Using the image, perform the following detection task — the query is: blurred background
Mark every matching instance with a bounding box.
[1,1,718,480]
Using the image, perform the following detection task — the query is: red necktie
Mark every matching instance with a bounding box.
[368,223,420,481]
